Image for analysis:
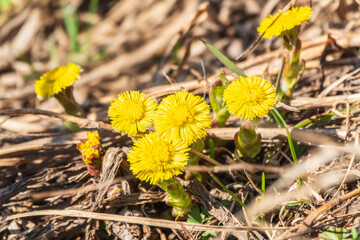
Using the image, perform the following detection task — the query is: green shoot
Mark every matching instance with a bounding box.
[261,172,266,198]
[295,111,336,129]
[208,138,215,159]
[282,200,312,207]
[62,4,80,53]
[273,186,279,196]
[187,206,216,240]
[352,228,359,240]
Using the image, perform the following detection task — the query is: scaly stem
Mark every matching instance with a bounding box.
[279,27,305,101]
[157,177,193,217]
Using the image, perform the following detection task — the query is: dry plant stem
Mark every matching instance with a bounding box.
[0,128,347,159]
[189,149,222,166]
[297,187,360,233]
[243,169,262,195]
[0,131,124,158]
[185,180,247,240]
[0,109,346,144]
[93,147,124,210]
[0,108,113,131]
[290,93,360,110]
[318,67,360,97]
[1,209,289,232]
[207,127,345,145]
[186,162,285,174]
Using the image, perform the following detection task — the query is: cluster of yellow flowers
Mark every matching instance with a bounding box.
[34,62,277,184]
[34,4,312,185]
[108,90,212,184]
[107,76,276,184]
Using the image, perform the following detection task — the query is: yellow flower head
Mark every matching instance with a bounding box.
[35,63,81,100]
[127,131,190,185]
[77,131,102,165]
[155,91,211,145]
[224,76,276,120]
[257,6,312,39]
[108,91,157,136]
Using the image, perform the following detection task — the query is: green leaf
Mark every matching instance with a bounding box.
[319,227,350,240]
[203,41,247,78]
[221,200,232,206]
[282,200,312,207]
[270,108,286,128]
[199,231,216,239]
[261,172,266,194]
[295,111,336,129]
[270,108,302,187]
[351,228,359,240]
[187,206,202,224]
[62,4,79,53]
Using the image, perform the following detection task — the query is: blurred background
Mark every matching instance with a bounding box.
[0,0,359,129]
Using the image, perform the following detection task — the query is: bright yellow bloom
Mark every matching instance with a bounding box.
[35,63,81,100]
[257,6,312,39]
[77,131,102,164]
[108,91,157,136]
[155,91,211,145]
[224,76,276,120]
[127,132,190,185]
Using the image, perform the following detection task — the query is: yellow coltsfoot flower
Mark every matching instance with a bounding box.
[155,91,211,145]
[77,131,102,165]
[108,91,157,136]
[257,6,312,39]
[224,76,276,120]
[35,63,81,100]
[127,131,190,185]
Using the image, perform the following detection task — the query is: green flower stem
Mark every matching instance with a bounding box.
[54,87,84,132]
[186,139,204,181]
[279,27,305,101]
[157,177,193,216]
[234,120,261,159]
[55,86,84,117]
[209,73,230,128]
[187,139,204,166]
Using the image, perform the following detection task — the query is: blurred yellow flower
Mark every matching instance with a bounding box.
[77,131,102,165]
[257,6,312,39]
[35,63,81,100]
[127,132,190,185]
[224,76,276,120]
[155,91,211,145]
[108,91,157,136]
